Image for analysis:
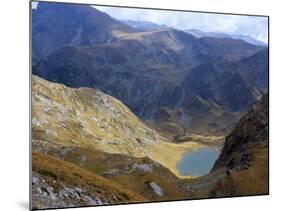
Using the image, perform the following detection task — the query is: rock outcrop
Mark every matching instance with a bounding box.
[209,94,269,197]
[213,94,268,170]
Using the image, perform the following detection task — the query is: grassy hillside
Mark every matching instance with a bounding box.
[210,94,269,196]
[209,143,268,196]
[32,75,213,177]
[31,74,268,208]
[32,151,145,209]
[33,143,194,201]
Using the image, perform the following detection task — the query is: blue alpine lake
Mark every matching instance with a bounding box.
[176,147,219,176]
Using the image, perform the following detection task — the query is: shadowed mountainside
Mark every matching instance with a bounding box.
[32,3,268,135]
[32,75,212,177]
[32,2,138,64]
[31,75,269,207]
[185,29,267,46]
[31,75,220,208]
[209,94,269,196]
[31,3,269,208]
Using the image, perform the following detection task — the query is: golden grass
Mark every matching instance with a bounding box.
[208,143,269,197]
[32,75,220,179]
[32,151,146,203]
[112,29,169,41]
[33,145,193,201]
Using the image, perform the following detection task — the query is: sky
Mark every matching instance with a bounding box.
[32,2,268,43]
[94,6,268,43]
[32,2,38,9]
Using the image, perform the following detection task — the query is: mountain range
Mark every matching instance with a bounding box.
[121,20,168,31]
[31,2,269,208]
[120,20,267,46]
[185,29,267,46]
[32,2,268,136]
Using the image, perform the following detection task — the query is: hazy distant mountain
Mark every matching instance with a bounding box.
[231,34,267,46]
[32,3,268,135]
[121,20,168,31]
[122,22,267,46]
[185,29,267,46]
[186,29,232,39]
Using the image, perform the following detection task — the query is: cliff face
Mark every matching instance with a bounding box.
[210,94,269,197]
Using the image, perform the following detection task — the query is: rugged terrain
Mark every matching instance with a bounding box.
[31,75,221,208]
[32,2,268,136]
[32,151,145,209]
[210,94,269,196]
[185,29,267,46]
[31,2,269,209]
[32,75,216,177]
[32,2,138,64]
[31,75,269,208]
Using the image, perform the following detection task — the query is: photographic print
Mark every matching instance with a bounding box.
[31,1,269,210]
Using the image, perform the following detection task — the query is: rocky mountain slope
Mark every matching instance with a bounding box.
[32,75,209,177]
[185,29,267,46]
[31,76,268,207]
[32,75,217,208]
[121,20,168,31]
[210,93,269,196]
[31,3,269,206]
[32,2,268,135]
[213,93,268,170]
[33,38,266,135]
[32,2,137,64]
[32,145,194,202]
[32,151,145,209]
[32,75,164,155]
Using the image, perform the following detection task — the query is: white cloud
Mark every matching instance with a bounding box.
[94,5,268,43]
[32,2,38,9]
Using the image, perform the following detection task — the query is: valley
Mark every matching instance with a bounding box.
[32,75,227,208]
[32,74,268,208]
[31,2,269,209]
[32,3,268,136]
[32,75,223,178]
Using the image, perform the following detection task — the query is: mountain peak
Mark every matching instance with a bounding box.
[32,2,136,62]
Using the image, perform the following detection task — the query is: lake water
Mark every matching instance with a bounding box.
[176,147,219,176]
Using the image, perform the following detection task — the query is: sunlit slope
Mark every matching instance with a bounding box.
[32,75,165,154]
[33,143,194,201]
[32,151,145,209]
[32,75,205,176]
